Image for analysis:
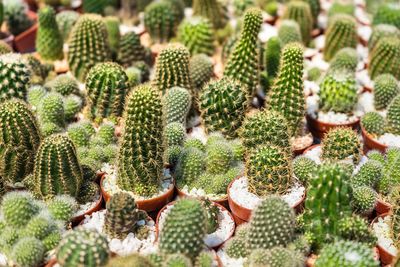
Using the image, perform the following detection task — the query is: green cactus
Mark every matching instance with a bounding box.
[314,240,379,267]
[0,53,30,102]
[125,67,142,87]
[4,0,33,36]
[47,195,78,222]
[79,120,96,137]
[293,156,317,185]
[322,127,361,164]
[389,186,400,247]
[195,251,214,267]
[106,253,155,267]
[175,147,206,188]
[117,32,146,67]
[223,8,262,96]
[299,0,320,24]
[1,191,39,227]
[10,237,45,267]
[318,72,358,114]
[144,1,177,43]
[104,16,120,58]
[372,3,400,29]
[189,54,214,90]
[165,254,192,267]
[328,47,358,73]
[164,145,183,167]
[278,20,302,46]
[199,77,248,138]
[387,95,400,135]
[200,198,219,234]
[184,138,205,151]
[265,42,305,136]
[159,199,206,260]
[282,1,313,45]
[368,37,400,80]
[192,0,228,29]
[194,166,240,195]
[56,228,110,267]
[68,14,111,82]
[67,123,90,147]
[37,92,65,127]
[0,100,41,185]
[351,159,382,188]
[97,122,116,145]
[40,122,62,137]
[33,134,82,199]
[367,150,385,164]
[222,35,238,63]
[304,163,352,246]
[205,140,233,174]
[177,17,215,56]
[374,74,400,110]
[56,10,80,42]
[337,215,377,245]
[82,0,107,14]
[361,112,385,137]
[248,196,295,249]
[233,0,254,16]
[224,233,248,258]
[246,247,304,267]
[264,36,282,82]
[164,122,186,147]
[328,0,355,17]
[307,67,321,82]
[239,109,290,151]
[162,86,192,125]
[64,95,82,122]
[36,6,63,61]
[46,74,80,96]
[369,24,400,51]
[324,15,357,61]
[117,84,164,196]
[22,214,59,241]
[377,147,400,194]
[351,186,377,215]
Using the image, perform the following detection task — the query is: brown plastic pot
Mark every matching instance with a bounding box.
[100,174,175,213]
[361,126,388,153]
[70,190,103,226]
[375,199,392,216]
[13,11,38,53]
[306,114,360,139]
[176,186,229,209]
[370,213,396,265]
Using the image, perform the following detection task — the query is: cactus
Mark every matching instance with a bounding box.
[246,247,303,267]
[162,86,192,125]
[265,42,305,136]
[387,95,400,135]
[56,10,80,42]
[10,237,45,267]
[195,251,214,267]
[264,36,282,81]
[164,122,186,147]
[184,138,205,151]
[278,20,302,46]
[299,0,320,24]
[328,47,358,73]
[0,53,30,102]
[144,1,177,43]
[351,159,382,188]
[175,147,206,188]
[85,62,129,122]
[223,8,262,96]
[205,141,233,174]
[56,228,110,267]
[0,100,41,185]
[200,198,219,234]
[248,196,295,249]
[367,150,385,164]
[106,253,155,267]
[222,35,238,63]
[68,14,111,82]
[37,92,65,127]
[22,214,59,241]
[189,54,214,90]
[33,134,82,199]
[378,147,400,194]
[47,195,78,222]
[328,1,355,17]
[194,166,240,195]
[372,3,400,29]
[361,112,385,137]
[104,16,120,58]
[125,67,142,87]
[165,254,192,267]
[282,1,313,45]
[40,122,62,137]
[24,54,52,85]
[389,186,400,247]
[67,123,90,147]
[307,67,321,81]
[338,215,377,245]
[36,6,63,61]
[374,74,400,110]
[324,15,357,62]
[1,191,39,227]
[4,0,33,36]
[304,164,352,246]
[177,17,215,56]
[315,240,379,267]
[64,95,83,122]
[368,37,400,80]
[199,78,248,138]
[369,24,400,51]
[159,199,206,260]
[164,145,183,167]
[117,84,164,196]
[82,0,107,14]
[239,109,290,151]
[46,74,80,96]
[153,44,192,95]
[318,72,358,114]
[97,122,116,145]
[351,186,377,215]
[293,156,317,185]
[117,32,146,67]
[322,127,361,164]
[233,0,254,16]
[192,0,228,29]
[224,232,248,258]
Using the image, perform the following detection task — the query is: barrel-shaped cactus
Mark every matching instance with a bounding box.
[162,86,192,125]
[192,0,228,29]
[144,1,177,43]
[278,20,302,46]
[322,127,361,164]
[374,74,400,110]
[117,32,146,67]
[282,1,313,45]
[56,10,80,42]
[368,37,400,80]
[369,24,400,51]
[361,112,385,137]
[328,47,358,73]
[0,53,30,102]
[189,54,214,90]
[46,74,80,96]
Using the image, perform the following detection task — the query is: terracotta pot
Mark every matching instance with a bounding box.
[293,143,314,156]
[306,254,317,267]
[44,258,57,267]
[311,28,323,38]
[370,213,396,265]
[361,126,388,154]
[70,191,103,226]
[155,200,235,249]
[176,186,229,209]
[375,199,392,216]
[306,114,360,139]
[100,174,175,213]
[13,11,38,53]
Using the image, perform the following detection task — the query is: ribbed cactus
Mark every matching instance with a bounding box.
[265,42,305,136]
[369,24,400,51]
[33,134,82,199]
[195,251,214,267]
[56,10,80,42]
[389,186,400,248]
[318,71,358,113]
[104,16,120,58]
[351,159,382,188]
[324,14,357,61]
[64,95,83,122]
[264,36,282,80]
[328,1,355,17]
[246,247,303,267]
[153,43,192,95]
[175,147,205,188]
[374,74,399,110]
[223,8,262,96]
[387,95,400,135]
[0,100,41,186]
[85,62,130,122]
[328,47,358,73]
[117,32,146,67]
[322,127,361,164]
[282,1,313,45]
[4,0,33,36]
[299,0,320,24]
[200,77,248,138]
[36,6,63,61]
[369,37,400,80]
[278,20,302,46]
[376,147,400,194]
[351,186,377,215]
[67,14,111,82]
[239,109,290,151]
[82,0,107,14]
[293,155,317,185]
[189,54,214,90]
[192,0,228,29]
[361,112,385,137]
[0,53,30,102]
[372,3,400,29]
[56,228,110,267]
[117,84,164,196]
[10,237,45,267]
[162,86,192,125]
[144,1,177,43]
[205,140,233,174]
[159,199,206,260]
[177,17,215,56]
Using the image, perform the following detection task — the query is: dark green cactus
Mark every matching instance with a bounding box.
[56,10,80,42]
[328,47,358,73]
[264,36,282,79]
[82,0,107,14]
[190,54,214,90]
[37,92,65,128]
[117,32,146,67]
[374,74,400,110]
[162,86,192,125]
[372,3,400,29]
[0,53,30,102]
[144,1,177,43]
[293,155,317,185]
[368,37,400,80]
[282,1,313,45]
[192,0,228,29]
[369,24,400,51]
[104,16,120,58]
[278,20,302,46]
[361,112,385,137]
[164,122,186,147]
[4,0,33,36]
[1,191,39,228]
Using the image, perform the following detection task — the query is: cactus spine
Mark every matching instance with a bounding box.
[361,112,385,137]
[189,54,214,90]
[144,1,177,43]
[374,74,400,110]
[369,24,400,51]
[162,86,192,125]
[387,95,400,135]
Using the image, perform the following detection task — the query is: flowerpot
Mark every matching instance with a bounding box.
[306,114,360,140]
[306,254,317,267]
[361,126,388,154]
[375,199,392,216]
[292,133,314,156]
[13,11,38,53]
[176,186,229,209]
[45,258,57,267]
[100,174,175,213]
[70,192,103,226]
[371,213,396,265]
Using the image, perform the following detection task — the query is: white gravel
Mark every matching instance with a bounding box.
[181,185,227,201]
[378,134,400,148]
[217,249,246,267]
[356,69,374,90]
[358,25,372,42]
[303,145,323,164]
[73,191,101,217]
[372,216,398,256]
[304,80,320,96]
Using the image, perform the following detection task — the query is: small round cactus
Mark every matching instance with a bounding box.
[372,3,400,29]
[373,74,400,110]
[337,216,377,245]
[293,156,317,185]
[351,186,377,215]
[98,122,116,145]
[189,54,214,90]
[361,112,385,137]
[164,122,186,147]
[0,53,30,102]
[47,195,78,222]
[38,92,65,127]
[56,10,80,42]
[351,159,382,188]
[27,85,48,108]
[369,24,400,51]
[64,95,83,122]
[368,37,400,80]
[144,1,177,43]
[162,86,192,125]
[278,20,302,46]
[11,237,45,267]
[175,147,206,188]
[328,47,358,73]
[246,247,303,267]
[46,74,80,96]
[1,191,39,227]
[205,141,233,174]
[67,123,91,147]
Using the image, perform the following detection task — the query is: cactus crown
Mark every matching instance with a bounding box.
[282,1,313,45]
[351,186,377,215]
[0,53,30,102]
[372,3,400,29]
[293,155,317,185]
[46,74,80,96]
[368,37,400,80]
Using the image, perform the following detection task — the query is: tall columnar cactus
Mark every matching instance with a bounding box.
[162,86,192,125]
[282,1,313,45]
[117,32,146,67]
[192,0,227,29]
[85,62,130,122]
[299,0,320,24]
[328,47,358,73]
[265,42,305,136]
[369,24,400,51]
[322,127,361,164]
[368,37,400,80]
[56,10,80,42]
[239,109,290,151]
[223,8,262,96]
[374,74,400,110]
[278,20,302,46]
[0,53,30,102]
[159,199,206,260]
[372,3,400,29]
[117,84,164,196]
[387,95,400,135]
[56,228,110,267]
[248,196,295,249]
[199,77,248,138]
[361,112,385,137]
[144,1,177,43]
[246,144,293,196]
[153,43,192,95]
[4,0,33,36]
[318,71,358,114]
[177,17,215,56]
[189,54,214,90]
[67,14,111,82]
[36,6,63,61]
[33,134,82,199]
[264,36,282,79]
[0,100,41,186]
[323,14,357,61]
